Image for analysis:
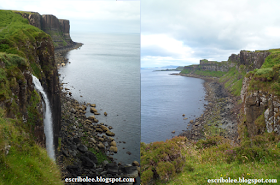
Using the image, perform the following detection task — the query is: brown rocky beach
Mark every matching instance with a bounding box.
[179,74,241,142]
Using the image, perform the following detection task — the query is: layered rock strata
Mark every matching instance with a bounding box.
[241,77,280,136]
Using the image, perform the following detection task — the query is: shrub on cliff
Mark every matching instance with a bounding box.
[140,136,187,184]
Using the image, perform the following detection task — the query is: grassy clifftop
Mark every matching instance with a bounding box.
[0,10,53,79]
[0,10,63,184]
[141,49,280,184]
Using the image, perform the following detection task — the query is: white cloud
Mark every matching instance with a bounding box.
[141,0,280,67]
[142,34,194,58]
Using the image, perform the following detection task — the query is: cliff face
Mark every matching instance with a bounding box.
[229,50,270,71]
[35,35,61,149]
[15,11,74,49]
[241,78,280,137]
[0,10,61,151]
[183,50,270,73]
[41,15,73,49]
[181,48,280,138]
[199,60,235,72]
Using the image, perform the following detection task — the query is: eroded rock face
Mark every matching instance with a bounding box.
[35,36,61,150]
[239,50,270,70]
[242,77,280,136]
[183,50,270,74]
[17,12,74,49]
[199,60,235,72]
[41,15,73,49]
[17,12,41,29]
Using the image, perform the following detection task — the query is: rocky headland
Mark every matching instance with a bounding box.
[179,49,280,143]
[0,10,139,184]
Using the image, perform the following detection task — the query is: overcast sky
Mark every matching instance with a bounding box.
[141,0,280,68]
[0,0,140,34]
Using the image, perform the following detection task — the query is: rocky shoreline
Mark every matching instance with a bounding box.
[54,44,140,184]
[179,74,240,142]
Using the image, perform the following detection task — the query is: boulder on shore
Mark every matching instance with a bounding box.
[100,125,109,132]
[109,146,118,153]
[90,107,97,113]
[97,142,105,149]
[106,130,115,136]
[88,115,95,120]
[110,141,117,146]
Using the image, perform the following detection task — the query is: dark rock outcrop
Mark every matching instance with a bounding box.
[229,50,270,71]
[241,77,280,136]
[183,50,270,74]
[16,11,74,49]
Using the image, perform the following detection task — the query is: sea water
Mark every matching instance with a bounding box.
[58,33,140,165]
[141,69,207,143]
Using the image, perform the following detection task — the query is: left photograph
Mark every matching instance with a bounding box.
[0,1,140,184]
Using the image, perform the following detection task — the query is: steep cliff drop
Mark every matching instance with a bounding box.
[32,75,55,161]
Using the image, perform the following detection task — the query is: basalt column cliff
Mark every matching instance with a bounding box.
[16,11,74,49]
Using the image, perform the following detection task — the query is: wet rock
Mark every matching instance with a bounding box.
[104,112,107,116]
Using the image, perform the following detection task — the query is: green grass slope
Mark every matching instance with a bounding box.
[141,136,280,185]
[0,108,63,185]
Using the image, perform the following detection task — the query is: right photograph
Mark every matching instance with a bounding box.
[140,0,280,184]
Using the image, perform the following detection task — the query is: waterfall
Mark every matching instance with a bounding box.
[32,75,55,161]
